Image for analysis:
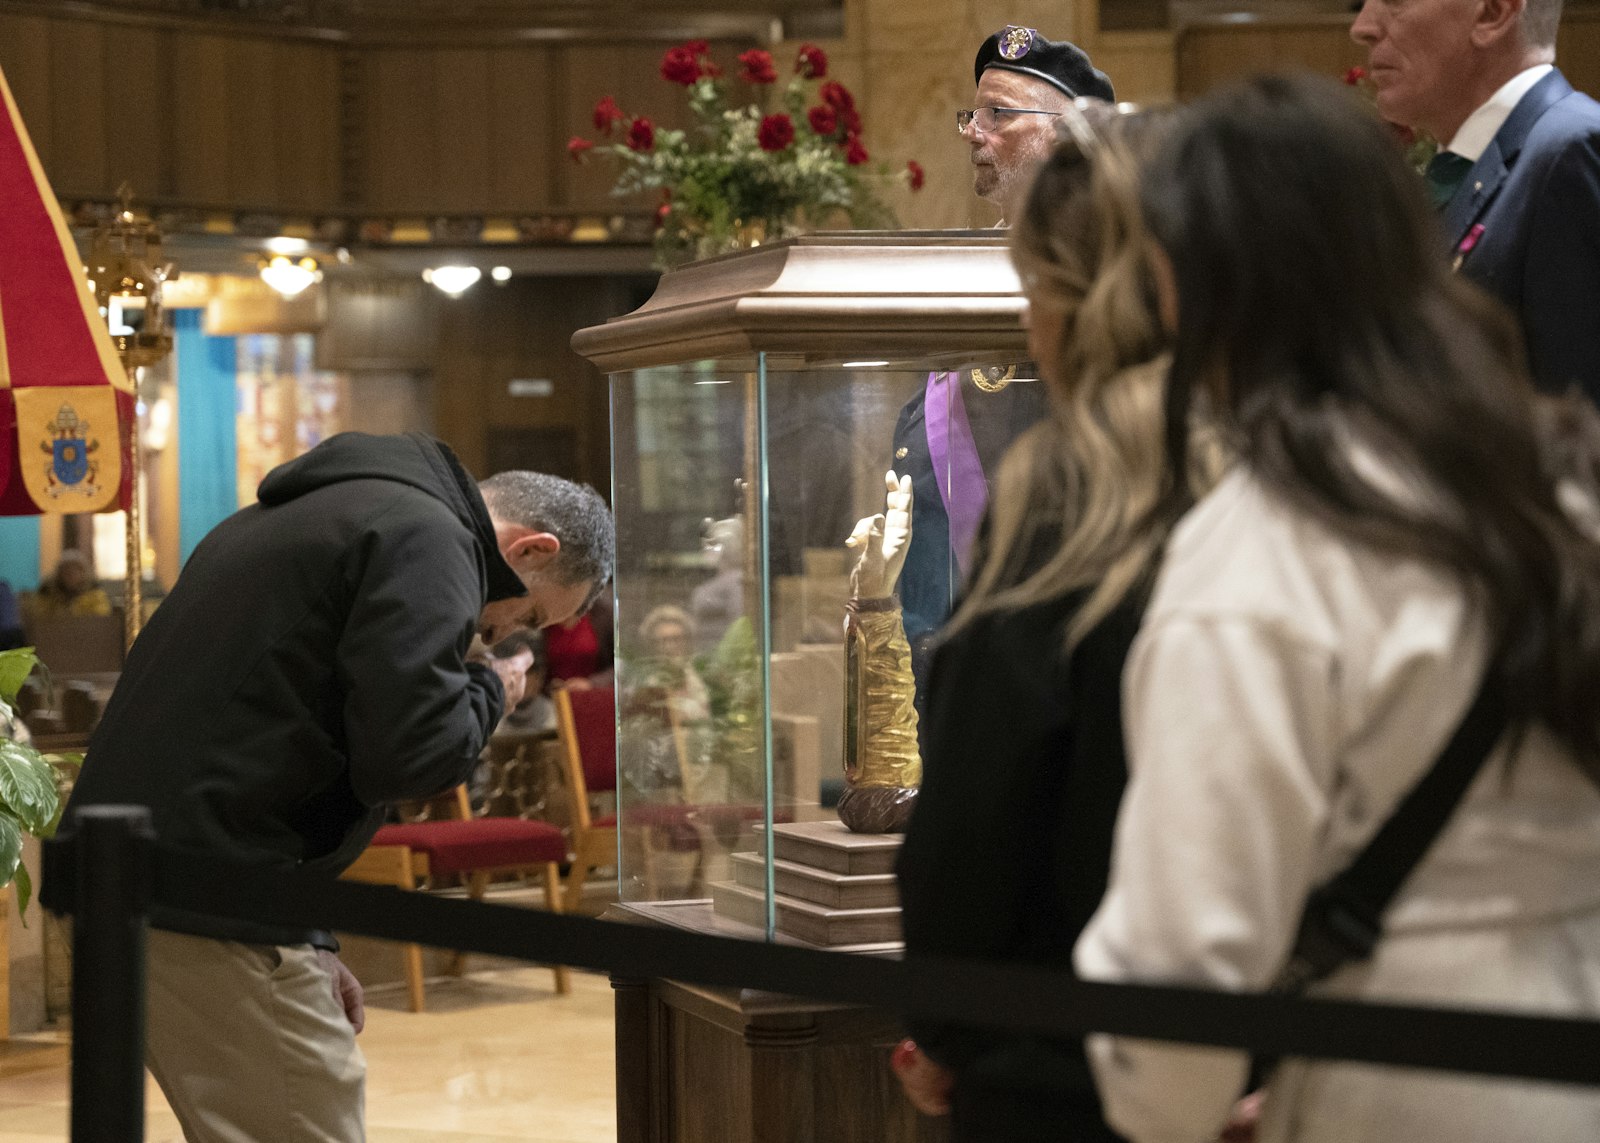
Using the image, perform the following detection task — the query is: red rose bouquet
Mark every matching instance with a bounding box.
[568,41,923,266]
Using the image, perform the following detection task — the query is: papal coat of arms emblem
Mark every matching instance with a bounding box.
[998,25,1036,61]
[39,402,101,500]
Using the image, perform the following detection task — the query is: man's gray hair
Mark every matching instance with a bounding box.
[479,471,615,591]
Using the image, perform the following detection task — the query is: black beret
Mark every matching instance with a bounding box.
[974,25,1115,103]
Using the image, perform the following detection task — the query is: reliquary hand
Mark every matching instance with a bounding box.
[846,470,913,601]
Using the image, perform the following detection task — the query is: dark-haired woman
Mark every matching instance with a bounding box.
[894,104,1222,1142]
[1074,74,1600,1143]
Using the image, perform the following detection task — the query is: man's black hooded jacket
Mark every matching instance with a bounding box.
[52,432,526,947]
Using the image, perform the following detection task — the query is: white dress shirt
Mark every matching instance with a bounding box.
[1448,63,1554,161]
[1074,465,1600,1143]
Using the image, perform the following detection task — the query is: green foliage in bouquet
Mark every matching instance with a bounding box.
[569,41,925,268]
[0,648,81,920]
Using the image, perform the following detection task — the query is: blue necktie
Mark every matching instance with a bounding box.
[1424,150,1473,210]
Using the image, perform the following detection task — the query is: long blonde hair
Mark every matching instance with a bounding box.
[952,108,1222,644]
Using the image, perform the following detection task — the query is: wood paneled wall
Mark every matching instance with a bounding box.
[431,274,652,491]
[1177,11,1600,100]
[355,41,737,215]
[0,12,343,208]
[1175,16,1360,100]
[0,8,752,216]
[7,4,1600,214]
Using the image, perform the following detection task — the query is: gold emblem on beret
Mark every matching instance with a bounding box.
[998,25,1036,61]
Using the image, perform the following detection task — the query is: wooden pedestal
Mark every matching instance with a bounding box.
[611,903,948,1143]
[710,821,907,948]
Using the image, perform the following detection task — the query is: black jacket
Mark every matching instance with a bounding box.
[897,570,1138,1142]
[52,432,524,946]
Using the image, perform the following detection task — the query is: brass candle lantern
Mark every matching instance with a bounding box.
[86,185,176,650]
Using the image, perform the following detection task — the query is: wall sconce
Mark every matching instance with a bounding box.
[424,265,481,297]
[260,255,321,298]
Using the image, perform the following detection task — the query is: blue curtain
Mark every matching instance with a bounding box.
[175,309,237,563]
[0,516,41,591]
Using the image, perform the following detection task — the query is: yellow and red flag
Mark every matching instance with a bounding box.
[0,63,133,516]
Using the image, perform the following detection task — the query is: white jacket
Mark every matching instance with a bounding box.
[1074,467,1600,1143]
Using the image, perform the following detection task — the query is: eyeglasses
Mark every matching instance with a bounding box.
[955,106,1061,135]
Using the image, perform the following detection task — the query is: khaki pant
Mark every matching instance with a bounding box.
[145,929,366,1143]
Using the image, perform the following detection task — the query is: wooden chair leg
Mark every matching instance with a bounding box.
[342,845,430,1011]
[446,870,492,977]
[542,863,571,995]
[403,942,427,1013]
[563,858,590,915]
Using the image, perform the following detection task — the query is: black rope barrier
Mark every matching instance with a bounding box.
[46,810,1600,1140]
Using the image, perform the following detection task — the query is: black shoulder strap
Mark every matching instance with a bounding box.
[1277,675,1508,992]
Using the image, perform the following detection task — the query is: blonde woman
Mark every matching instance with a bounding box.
[894,105,1221,1142]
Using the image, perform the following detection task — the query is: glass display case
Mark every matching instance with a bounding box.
[573,232,1032,951]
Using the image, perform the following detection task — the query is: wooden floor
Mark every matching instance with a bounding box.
[0,965,618,1143]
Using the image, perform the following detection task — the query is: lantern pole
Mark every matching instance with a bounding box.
[122,419,143,653]
[88,185,174,653]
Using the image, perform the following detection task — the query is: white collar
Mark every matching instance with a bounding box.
[1447,64,1554,161]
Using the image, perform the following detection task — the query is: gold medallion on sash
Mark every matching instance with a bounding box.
[970,364,1017,393]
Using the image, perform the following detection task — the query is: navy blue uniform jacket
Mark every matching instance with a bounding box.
[1446,69,1600,403]
[891,377,1046,699]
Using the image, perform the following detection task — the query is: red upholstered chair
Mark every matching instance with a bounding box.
[557,687,783,903]
[341,785,569,1011]
[554,686,620,910]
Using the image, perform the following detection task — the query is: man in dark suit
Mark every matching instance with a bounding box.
[893,26,1112,700]
[1353,0,1600,403]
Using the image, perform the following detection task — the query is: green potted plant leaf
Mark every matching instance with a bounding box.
[0,647,81,920]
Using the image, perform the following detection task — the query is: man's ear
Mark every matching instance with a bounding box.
[501,530,561,573]
[1471,0,1527,47]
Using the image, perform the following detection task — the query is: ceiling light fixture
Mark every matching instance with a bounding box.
[424,265,482,297]
[260,255,320,298]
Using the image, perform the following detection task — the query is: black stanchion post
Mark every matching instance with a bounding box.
[69,805,155,1143]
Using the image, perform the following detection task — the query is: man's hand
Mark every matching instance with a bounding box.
[316,948,365,1034]
[890,1039,953,1117]
[487,649,533,709]
[1218,1090,1264,1143]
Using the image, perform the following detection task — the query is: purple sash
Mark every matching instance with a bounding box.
[923,371,988,576]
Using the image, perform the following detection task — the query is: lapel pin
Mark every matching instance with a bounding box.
[1452,223,1486,272]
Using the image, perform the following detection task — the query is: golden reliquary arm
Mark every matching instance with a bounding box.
[839,596,922,833]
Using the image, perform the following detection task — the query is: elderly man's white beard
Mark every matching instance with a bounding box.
[974,131,1057,222]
